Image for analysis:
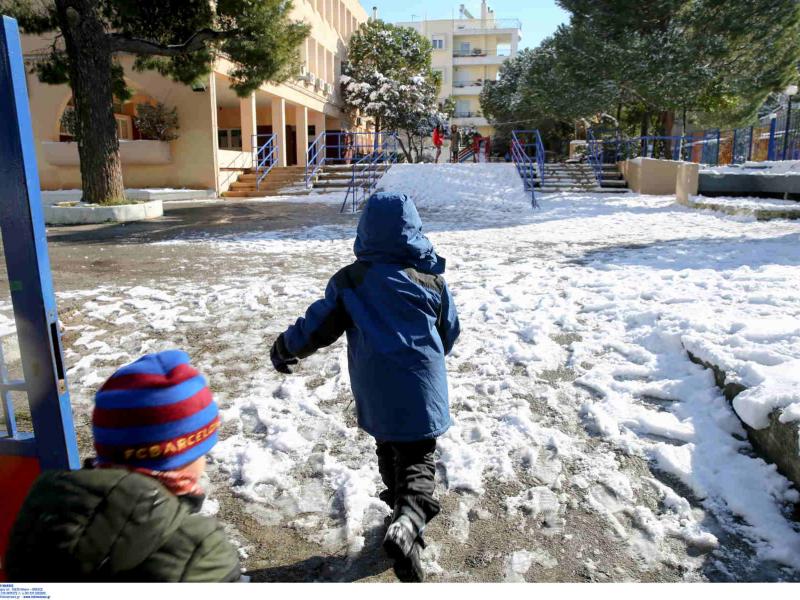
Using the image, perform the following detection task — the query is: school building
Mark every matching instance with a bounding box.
[19,0,369,196]
[396,1,522,139]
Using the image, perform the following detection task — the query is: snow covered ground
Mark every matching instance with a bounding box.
[26,163,800,580]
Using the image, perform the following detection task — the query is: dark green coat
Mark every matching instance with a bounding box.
[5,468,241,582]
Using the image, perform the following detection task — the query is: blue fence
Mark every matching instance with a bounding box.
[340,133,399,213]
[588,105,799,170]
[511,130,544,208]
[306,131,392,188]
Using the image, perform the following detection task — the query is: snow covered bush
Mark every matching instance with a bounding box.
[340,20,447,162]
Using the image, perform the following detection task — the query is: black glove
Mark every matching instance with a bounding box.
[271,334,299,374]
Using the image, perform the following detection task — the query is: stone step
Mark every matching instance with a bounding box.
[237,174,306,184]
[313,180,375,189]
[323,164,391,172]
[599,180,628,188]
[536,187,633,194]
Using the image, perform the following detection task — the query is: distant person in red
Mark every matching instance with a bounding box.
[432,126,444,163]
[471,132,481,163]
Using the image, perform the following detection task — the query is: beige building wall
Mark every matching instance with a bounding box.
[21,0,368,194]
[397,0,522,140]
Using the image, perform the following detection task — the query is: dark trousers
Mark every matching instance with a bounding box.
[376,439,440,534]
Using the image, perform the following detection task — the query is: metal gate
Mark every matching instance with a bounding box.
[0,16,79,578]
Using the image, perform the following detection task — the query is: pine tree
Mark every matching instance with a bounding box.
[482,0,800,148]
[1,0,309,204]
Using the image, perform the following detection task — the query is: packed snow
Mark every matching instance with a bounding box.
[24,162,800,580]
[685,196,800,213]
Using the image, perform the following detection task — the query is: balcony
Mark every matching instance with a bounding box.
[452,19,522,35]
[452,80,490,96]
[453,49,512,66]
[452,113,489,127]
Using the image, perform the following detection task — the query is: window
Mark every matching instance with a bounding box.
[432,35,445,50]
[459,42,471,56]
[218,129,243,150]
[115,115,132,140]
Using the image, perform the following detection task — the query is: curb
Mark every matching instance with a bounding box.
[686,349,800,490]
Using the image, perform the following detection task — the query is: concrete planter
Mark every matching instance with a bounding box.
[675,162,700,203]
[42,140,172,167]
[42,189,215,205]
[44,200,163,226]
[620,158,682,195]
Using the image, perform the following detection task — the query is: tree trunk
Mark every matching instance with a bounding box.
[640,112,650,156]
[396,136,413,163]
[56,0,125,204]
[658,110,676,159]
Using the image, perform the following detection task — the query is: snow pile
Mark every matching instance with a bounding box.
[702,160,800,176]
[686,196,800,213]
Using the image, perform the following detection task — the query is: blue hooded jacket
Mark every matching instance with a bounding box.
[282,193,460,442]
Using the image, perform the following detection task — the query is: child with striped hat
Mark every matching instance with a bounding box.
[5,350,241,582]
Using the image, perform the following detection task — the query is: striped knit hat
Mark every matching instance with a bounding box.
[93,350,220,471]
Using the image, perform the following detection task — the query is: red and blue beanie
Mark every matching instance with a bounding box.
[93,350,220,471]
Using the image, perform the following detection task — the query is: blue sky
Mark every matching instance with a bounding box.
[359,0,570,49]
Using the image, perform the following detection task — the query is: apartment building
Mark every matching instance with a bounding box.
[20,0,369,195]
[397,1,522,139]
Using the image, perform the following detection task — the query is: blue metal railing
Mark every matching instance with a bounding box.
[340,133,399,213]
[534,130,546,189]
[328,131,382,162]
[511,130,543,208]
[252,134,277,191]
[457,147,475,162]
[588,108,799,168]
[305,131,326,187]
[586,129,604,185]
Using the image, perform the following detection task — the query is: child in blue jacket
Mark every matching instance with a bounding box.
[271,192,460,582]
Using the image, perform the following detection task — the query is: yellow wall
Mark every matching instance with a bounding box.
[22,48,219,191]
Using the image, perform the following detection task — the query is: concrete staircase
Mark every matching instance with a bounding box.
[222,166,307,198]
[519,162,629,193]
[222,163,394,198]
[309,163,391,193]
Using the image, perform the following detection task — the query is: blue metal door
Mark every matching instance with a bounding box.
[0,16,79,570]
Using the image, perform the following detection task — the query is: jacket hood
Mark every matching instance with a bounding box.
[354,193,445,275]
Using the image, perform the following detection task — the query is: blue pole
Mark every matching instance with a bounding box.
[0,17,79,469]
[767,117,778,161]
[783,96,794,161]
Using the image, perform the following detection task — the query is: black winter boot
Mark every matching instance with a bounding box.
[383,513,427,582]
[383,514,416,559]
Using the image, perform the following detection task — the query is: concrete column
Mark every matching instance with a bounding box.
[271,96,287,168]
[209,72,221,195]
[240,93,257,155]
[309,110,326,138]
[296,105,309,166]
